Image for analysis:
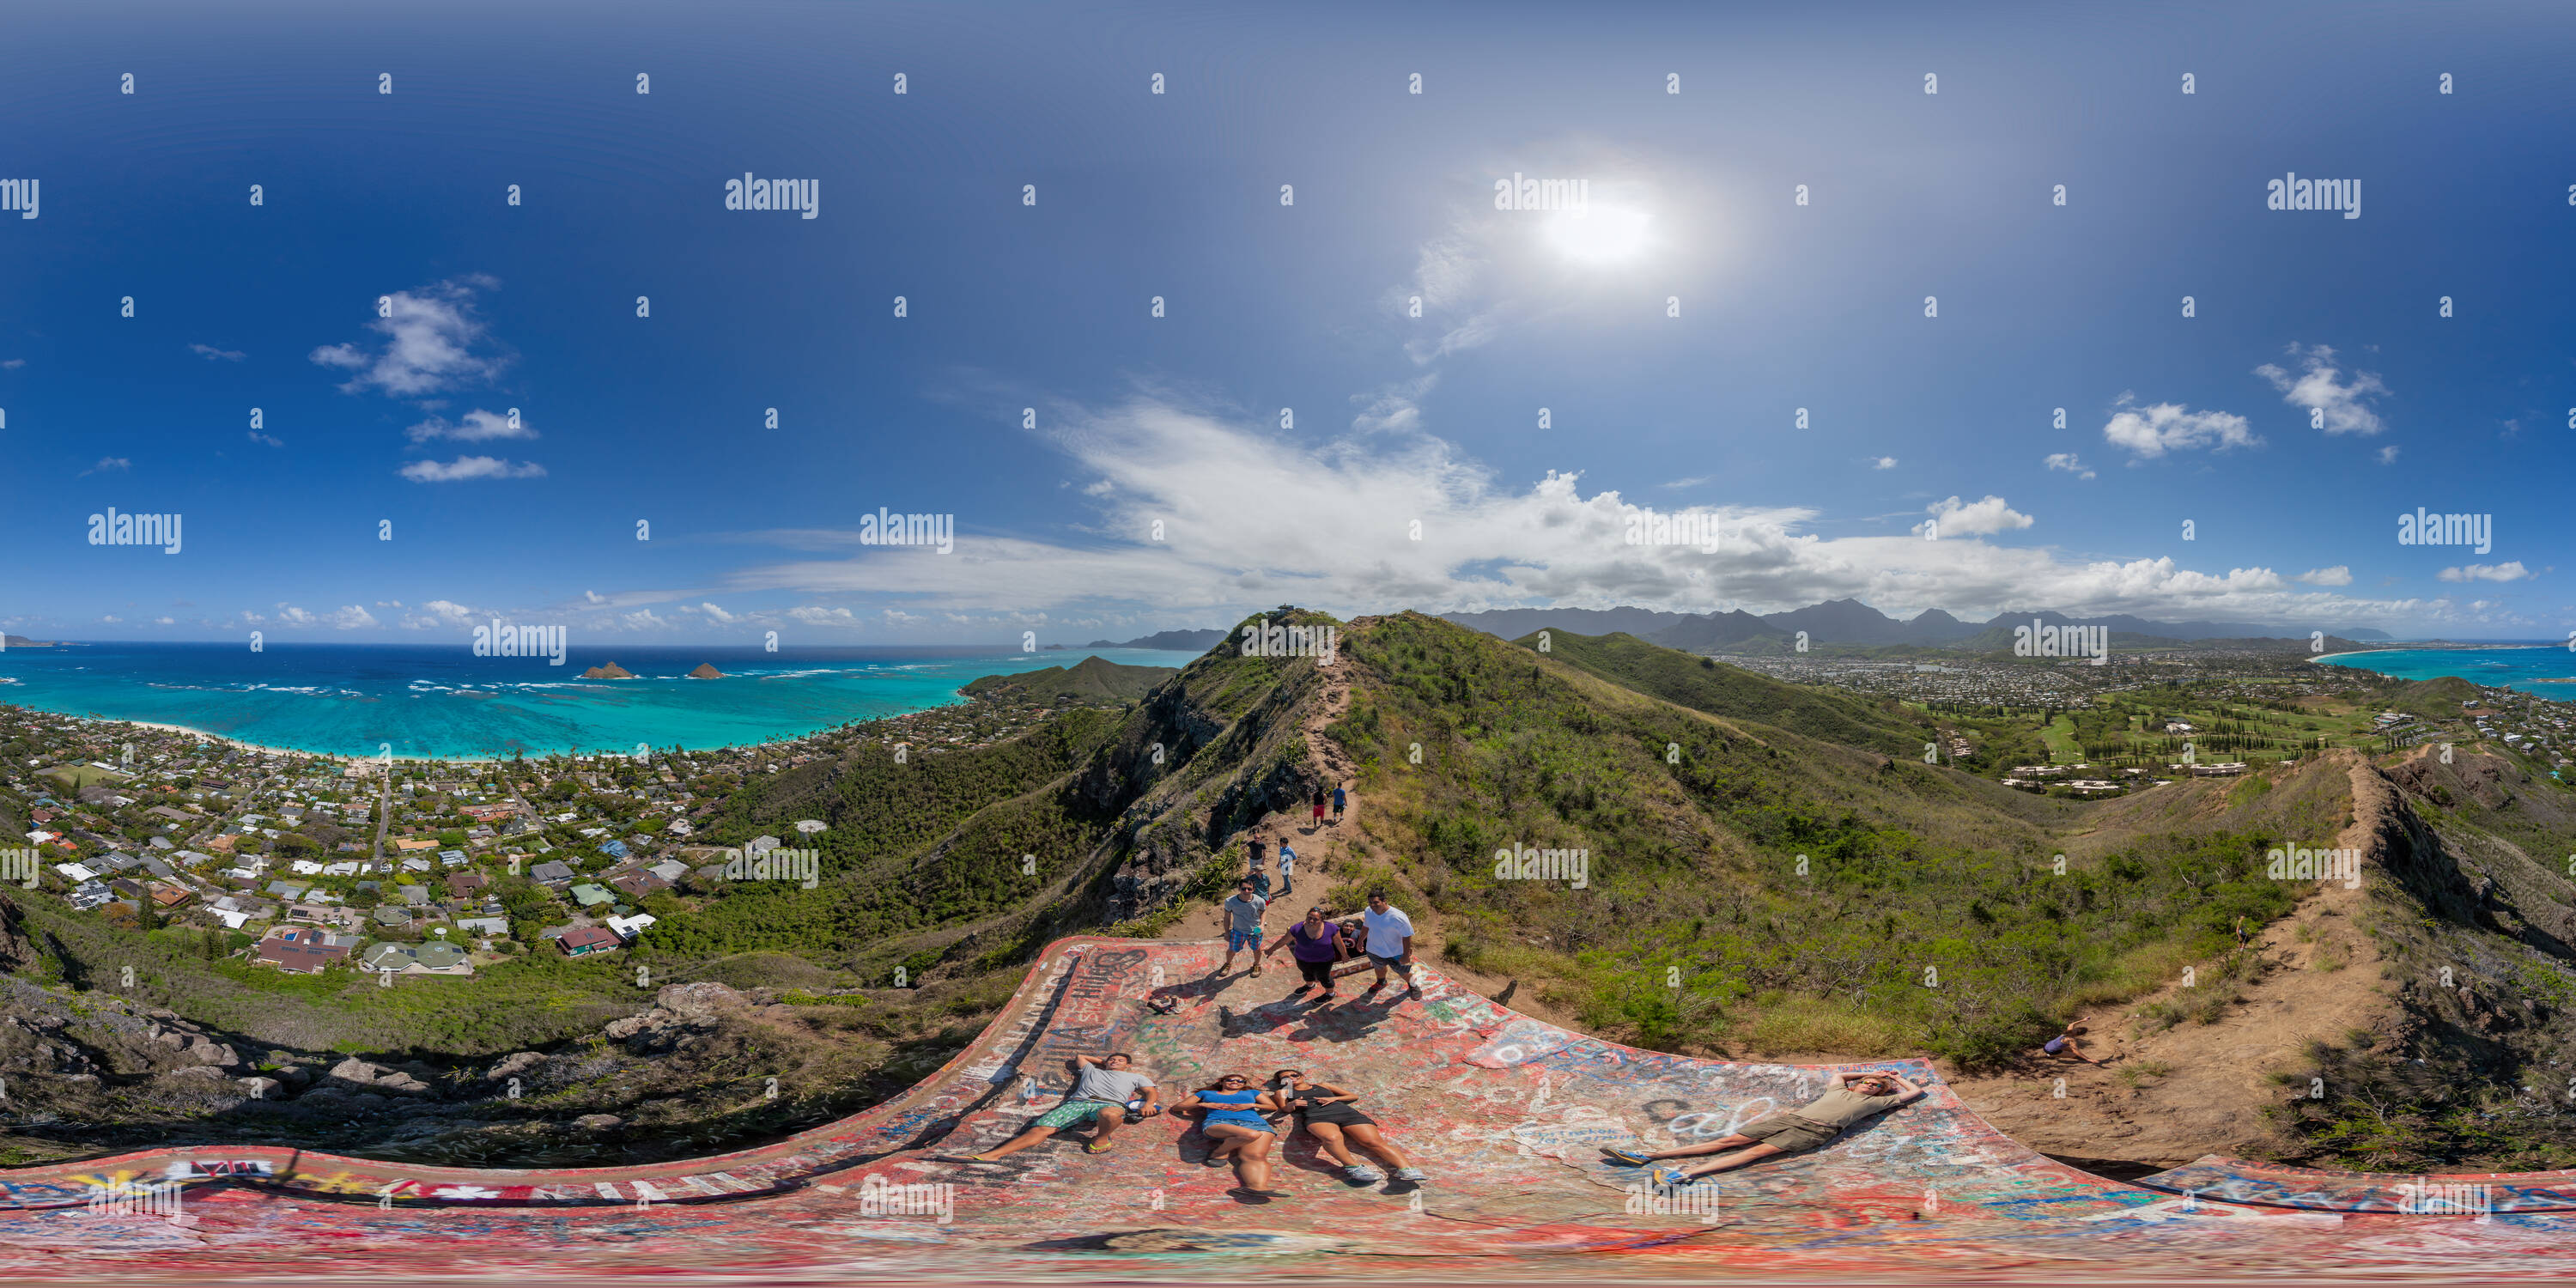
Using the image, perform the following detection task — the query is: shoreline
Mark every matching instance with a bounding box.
[39,712,867,766]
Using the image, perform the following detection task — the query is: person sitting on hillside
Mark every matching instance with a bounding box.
[949,1051,1162,1163]
[1601,1070,1926,1182]
[2041,1022,2096,1064]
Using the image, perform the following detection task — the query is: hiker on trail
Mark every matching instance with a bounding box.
[1265,905,1347,1001]
[1247,848,1273,900]
[1601,1070,1925,1184]
[953,1052,1160,1163]
[1331,783,1346,823]
[1310,785,1327,828]
[2042,1023,2095,1064]
[1360,890,1423,1001]
[1219,879,1269,977]
[1274,838,1297,896]
[1272,1067,1426,1184]
[1176,1072,1284,1195]
[2234,914,2249,947]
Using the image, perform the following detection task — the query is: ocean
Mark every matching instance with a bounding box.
[0,642,1198,760]
[2316,646,2576,697]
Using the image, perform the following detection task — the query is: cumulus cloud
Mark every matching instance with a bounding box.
[2043,453,2096,480]
[2439,562,2530,584]
[699,603,737,623]
[2256,343,2388,436]
[1916,495,2033,538]
[2296,567,2354,586]
[274,604,380,629]
[405,409,534,443]
[693,390,2442,634]
[310,275,507,396]
[190,343,246,361]
[788,606,859,626]
[1870,457,1898,470]
[2102,394,2259,459]
[399,455,546,483]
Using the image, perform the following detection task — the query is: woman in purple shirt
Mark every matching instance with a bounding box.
[1263,905,1348,1002]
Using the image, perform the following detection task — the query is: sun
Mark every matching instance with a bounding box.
[1542,204,1653,265]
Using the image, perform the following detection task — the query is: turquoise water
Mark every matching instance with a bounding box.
[2316,646,2576,697]
[0,643,1196,760]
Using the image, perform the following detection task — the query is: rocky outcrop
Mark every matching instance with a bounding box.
[688,663,723,679]
[580,662,636,679]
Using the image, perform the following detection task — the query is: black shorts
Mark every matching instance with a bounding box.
[1297,1102,1376,1129]
[1296,958,1336,987]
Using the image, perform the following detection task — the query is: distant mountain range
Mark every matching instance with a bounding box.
[1083,629,1230,651]
[1442,598,2391,652]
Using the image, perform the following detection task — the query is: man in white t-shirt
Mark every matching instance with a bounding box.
[1360,889,1421,1000]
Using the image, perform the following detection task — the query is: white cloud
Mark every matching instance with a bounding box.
[1,358,22,370]
[1662,475,1714,489]
[2043,453,2096,480]
[620,608,665,629]
[699,603,736,623]
[311,275,507,396]
[787,606,859,626]
[1352,375,1438,434]
[405,409,534,443]
[399,455,546,483]
[154,616,174,625]
[2102,395,2259,459]
[1870,457,1898,471]
[81,457,131,477]
[2377,445,2401,465]
[2439,562,2530,584]
[100,615,121,624]
[1915,495,2033,538]
[2296,567,2354,586]
[247,431,283,447]
[274,604,380,629]
[190,343,246,361]
[2255,343,2388,436]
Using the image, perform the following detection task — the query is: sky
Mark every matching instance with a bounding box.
[3,0,2573,645]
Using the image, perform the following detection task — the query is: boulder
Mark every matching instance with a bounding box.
[374,1072,432,1095]
[187,1039,238,1066]
[483,1051,544,1082]
[328,1056,388,1085]
[236,1076,285,1100]
[573,1113,623,1131]
[275,1065,313,1088]
[604,1012,671,1041]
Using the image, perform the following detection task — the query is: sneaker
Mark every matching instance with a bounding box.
[1599,1147,1655,1167]
[1393,1167,1426,1182]
[1649,1165,1692,1189]
[1343,1163,1384,1183]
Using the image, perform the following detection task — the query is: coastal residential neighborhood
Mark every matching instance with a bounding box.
[0,679,1115,981]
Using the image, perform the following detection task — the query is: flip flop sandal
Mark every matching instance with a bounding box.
[1084,1140,1116,1154]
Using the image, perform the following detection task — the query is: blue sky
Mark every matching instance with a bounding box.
[3,0,2572,644]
